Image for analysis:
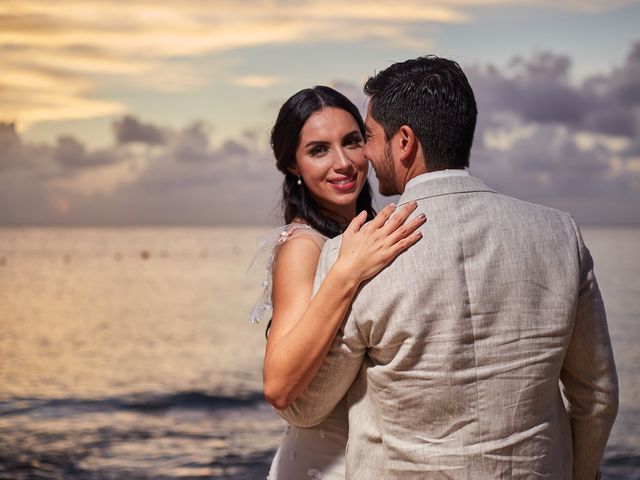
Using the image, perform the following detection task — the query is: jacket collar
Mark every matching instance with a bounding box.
[396,174,496,206]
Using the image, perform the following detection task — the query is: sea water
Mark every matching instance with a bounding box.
[0,227,638,479]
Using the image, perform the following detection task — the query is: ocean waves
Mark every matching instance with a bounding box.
[0,390,283,480]
[0,390,267,418]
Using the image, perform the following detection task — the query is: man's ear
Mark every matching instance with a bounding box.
[394,125,418,166]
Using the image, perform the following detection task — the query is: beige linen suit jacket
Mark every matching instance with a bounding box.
[279,175,618,479]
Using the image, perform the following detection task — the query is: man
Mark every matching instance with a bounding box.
[278,56,618,479]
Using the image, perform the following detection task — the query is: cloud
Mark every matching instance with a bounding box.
[471,41,640,136]
[463,42,640,224]
[54,136,121,170]
[0,0,471,128]
[4,0,634,129]
[523,0,638,12]
[0,117,282,226]
[232,75,286,88]
[467,52,638,136]
[339,40,640,225]
[1,40,640,226]
[443,0,637,12]
[0,62,126,127]
[113,116,167,145]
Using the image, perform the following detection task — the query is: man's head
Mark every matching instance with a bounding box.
[363,55,477,195]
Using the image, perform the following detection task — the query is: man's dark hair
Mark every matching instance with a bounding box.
[364,55,477,170]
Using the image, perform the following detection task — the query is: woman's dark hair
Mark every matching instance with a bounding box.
[364,55,477,170]
[266,86,376,337]
[271,86,376,239]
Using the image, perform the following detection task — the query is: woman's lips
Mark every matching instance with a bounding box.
[328,174,357,192]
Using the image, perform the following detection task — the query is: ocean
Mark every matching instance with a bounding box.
[0,227,638,479]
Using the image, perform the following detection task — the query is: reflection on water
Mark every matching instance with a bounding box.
[0,393,280,479]
[0,227,638,479]
[0,228,266,400]
[580,228,640,480]
[0,227,282,479]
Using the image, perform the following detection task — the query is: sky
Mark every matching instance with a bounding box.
[1,0,639,226]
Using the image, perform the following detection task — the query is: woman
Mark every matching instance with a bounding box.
[254,86,426,479]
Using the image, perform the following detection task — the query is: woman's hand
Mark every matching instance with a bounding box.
[335,201,426,284]
[264,201,425,410]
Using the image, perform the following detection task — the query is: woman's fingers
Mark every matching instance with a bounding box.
[367,203,396,229]
[390,230,424,257]
[380,201,419,235]
[390,213,427,238]
[337,203,426,284]
[392,213,426,240]
[387,212,427,244]
[346,210,369,233]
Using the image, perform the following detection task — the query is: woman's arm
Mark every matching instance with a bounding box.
[263,202,425,410]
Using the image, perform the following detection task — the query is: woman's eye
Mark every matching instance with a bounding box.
[346,137,364,148]
[310,145,327,156]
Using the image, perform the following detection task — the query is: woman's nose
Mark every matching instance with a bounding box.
[334,147,352,169]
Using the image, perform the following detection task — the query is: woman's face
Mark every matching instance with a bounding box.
[292,107,368,222]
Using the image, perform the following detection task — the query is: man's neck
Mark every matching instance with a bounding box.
[399,165,427,194]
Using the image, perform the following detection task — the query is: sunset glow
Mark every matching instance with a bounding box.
[0,0,638,225]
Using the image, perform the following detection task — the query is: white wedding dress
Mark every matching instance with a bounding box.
[249,224,348,480]
[267,397,348,479]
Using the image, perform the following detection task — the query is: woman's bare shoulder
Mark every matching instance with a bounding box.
[283,220,328,251]
[270,226,323,318]
[273,229,323,277]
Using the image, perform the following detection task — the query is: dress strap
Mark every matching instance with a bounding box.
[246,224,328,325]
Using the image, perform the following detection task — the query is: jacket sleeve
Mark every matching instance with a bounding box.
[276,237,367,428]
[560,217,619,480]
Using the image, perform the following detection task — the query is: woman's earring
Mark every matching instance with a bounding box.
[297,176,302,186]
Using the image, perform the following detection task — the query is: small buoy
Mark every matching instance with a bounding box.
[114,252,122,261]
[140,250,150,260]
